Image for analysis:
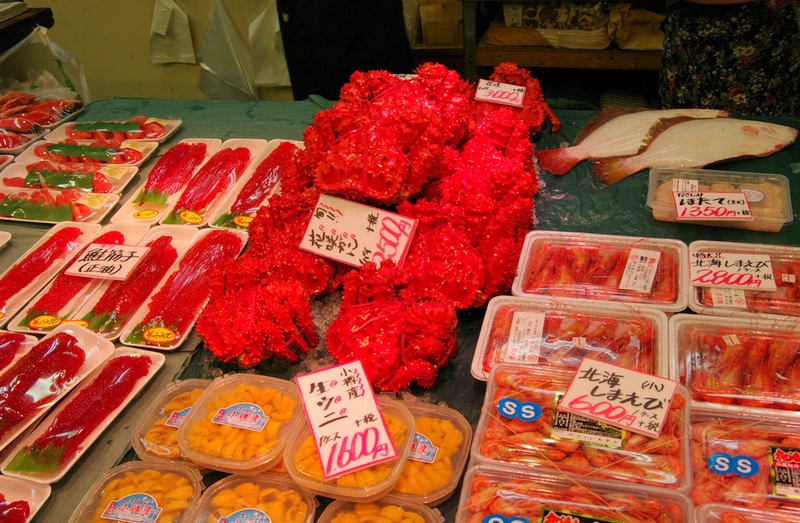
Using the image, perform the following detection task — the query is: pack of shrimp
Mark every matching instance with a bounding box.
[691,411,800,514]
[670,313,800,416]
[513,231,688,313]
[647,167,793,233]
[472,295,669,381]
[472,364,692,491]
[455,463,694,523]
[688,240,800,319]
[697,503,800,523]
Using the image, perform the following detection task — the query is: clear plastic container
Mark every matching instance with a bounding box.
[392,401,472,506]
[456,464,695,523]
[670,313,800,416]
[472,295,669,381]
[696,503,800,523]
[690,411,800,512]
[319,494,441,523]
[688,240,800,318]
[472,363,691,491]
[185,472,316,523]
[647,167,793,232]
[67,461,202,523]
[513,230,688,312]
[178,374,302,474]
[131,379,213,465]
[284,396,415,503]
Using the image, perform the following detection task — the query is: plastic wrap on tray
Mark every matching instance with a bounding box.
[513,231,688,312]
[455,464,693,523]
[2,161,138,195]
[689,240,800,318]
[690,412,800,513]
[319,494,440,523]
[472,364,691,490]
[697,503,800,523]
[16,139,158,168]
[670,313,800,414]
[472,295,668,381]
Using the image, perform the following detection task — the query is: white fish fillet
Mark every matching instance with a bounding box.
[535,108,727,174]
[593,118,798,185]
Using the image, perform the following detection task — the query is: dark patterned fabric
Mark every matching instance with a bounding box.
[659,0,800,115]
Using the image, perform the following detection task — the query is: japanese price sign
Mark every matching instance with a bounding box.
[64,243,149,280]
[300,194,418,268]
[672,191,753,220]
[559,358,678,438]
[295,360,398,480]
[475,79,526,108]
[689,251,777,291]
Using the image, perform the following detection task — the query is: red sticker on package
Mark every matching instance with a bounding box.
[559,358,678,438]
[295,360,398,479]
[300,194,417,268]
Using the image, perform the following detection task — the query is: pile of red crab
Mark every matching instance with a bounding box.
[196,62,559,392]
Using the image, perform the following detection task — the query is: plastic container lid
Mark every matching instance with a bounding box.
[131,379,213,465]
[696,503,800,523]
[688,240,800,319]
[67,461,203,523]
[472,295,669,381]
[391,401,472,506]
[318,494,441,523]
[669,313,800,417]
[185,472,316,523]
[284,395,415,503]
[177,374,302,474]
[512,230,688,313]
[472,363,692,491]
[647,167,793,232]
[455,463,695,523]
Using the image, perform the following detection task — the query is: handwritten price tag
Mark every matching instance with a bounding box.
[689,251,777,291]
[300,194,418,268]
[295,360,398,480]
[559,358,678,438]
[673,191,753,220]
[475,79,526,108]
[64,243,149,281]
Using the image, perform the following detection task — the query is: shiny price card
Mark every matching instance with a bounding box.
[689,251,777,291]
[300,194,417,268]
[295,360,398,479]
[475,79,526,108]
[673,191,753,220]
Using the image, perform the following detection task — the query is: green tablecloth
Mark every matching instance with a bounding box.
[1,98,799,523]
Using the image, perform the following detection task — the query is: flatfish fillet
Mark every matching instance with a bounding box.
[535,107,727,175]
[592,118,798,185]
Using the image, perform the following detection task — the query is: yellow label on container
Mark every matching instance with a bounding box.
[28,315,62,330]
[233,215,252,228]
[64,319,89,328]
[133,209,159,219]
[144,327,176,344]
[179,211,203,224]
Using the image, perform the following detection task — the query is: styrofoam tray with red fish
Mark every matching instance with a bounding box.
[0,347,165,484]
[64,225,201,342]
[208,139,302,231]
[15,139,159,168]
[0,230,9,250]
[117,228,247,351]
[471,295,670,381]
[110,138,222,226]
[688,239,800,319]
[158,138,268,228]
[0,186,119,225]
[0,475,51,522]
[6,223,152,336]
[46,117,181,144]
[0,129,47,156]
[1,161,139,195]
[0,154,13,172]
[512,230,689,313]
[0,332,38,375]
[0,323,115,454]
[0,222,100,328]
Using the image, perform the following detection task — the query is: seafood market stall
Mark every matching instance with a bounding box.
[1,84,799,523]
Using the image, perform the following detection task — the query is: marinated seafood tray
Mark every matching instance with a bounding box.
[513,230,689,313]
[46,116,181,144]
[472,295,669,381]
[2,161,138,195]
[15,138,158,168]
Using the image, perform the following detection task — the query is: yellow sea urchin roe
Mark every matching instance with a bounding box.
[206,481,309,523]
[393,415,463,495]
[294,414,407,488]
[186,383,296,461]
[330,503,427,523]
[90,469,194,523]
[141,388,205,458]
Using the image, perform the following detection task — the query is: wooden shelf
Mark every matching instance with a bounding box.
[476,40,662,71]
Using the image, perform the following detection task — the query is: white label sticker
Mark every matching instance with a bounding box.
[690,251,777,291]
[64,243,150,281]
[502,311,545,364]
[618,248,660,293]
[671,178,699,191]
[709,287,748,308]
[673,191,754,221]
[474,79,526,107]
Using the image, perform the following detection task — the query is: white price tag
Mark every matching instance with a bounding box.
[474,79,526,108]
[619,248,660,293]
[690,251,777,291]
[709,287,748,308]
[673,191,753,221]
[64,243,150,281]
[502,311,545,364]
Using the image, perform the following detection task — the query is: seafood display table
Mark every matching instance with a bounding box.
[1,98,799,523]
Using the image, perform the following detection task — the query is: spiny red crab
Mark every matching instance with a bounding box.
[197,62,558,392]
